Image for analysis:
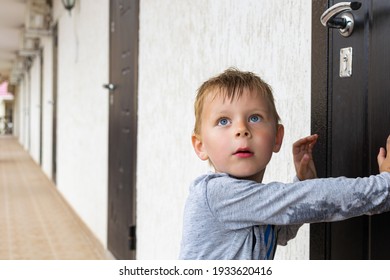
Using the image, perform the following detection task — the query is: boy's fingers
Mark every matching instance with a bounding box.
[304,134,318,147]
[294,135,314,144]
[293,135,318,150]
[308,137,318,150]
[378,135,390,163]
[300,154,310,168]
[297,155,309,179]
[386,135,390,156]
[293,138,307,149]
[378,147,386,166]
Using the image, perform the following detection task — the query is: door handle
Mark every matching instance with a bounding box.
[320,1,361,37]
[103,83,116,91]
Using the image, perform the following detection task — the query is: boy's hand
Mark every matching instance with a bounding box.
[378,135,390,173]
[293,134,318,181]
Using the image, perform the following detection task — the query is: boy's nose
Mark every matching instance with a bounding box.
[235,124,251,137]
[236,131,250,137]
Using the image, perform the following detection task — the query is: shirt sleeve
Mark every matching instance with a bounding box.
[205,172,390,231]
[275,176,303,246]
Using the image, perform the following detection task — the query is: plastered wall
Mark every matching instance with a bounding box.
[0,102,4,118]
[40,37,54,179]
[29,55,41,164]
[20,72,29,149]
[53,0,109,246]
[137,0,312,259]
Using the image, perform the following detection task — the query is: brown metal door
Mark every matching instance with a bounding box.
[311,0,390,259]
[107,0,139,260]
[52,24,58,183]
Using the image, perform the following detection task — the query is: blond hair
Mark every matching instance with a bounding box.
[193,68,281,136]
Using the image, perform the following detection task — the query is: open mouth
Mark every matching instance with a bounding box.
[233,148,254,158]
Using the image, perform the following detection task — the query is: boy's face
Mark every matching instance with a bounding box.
[192,88,284,182]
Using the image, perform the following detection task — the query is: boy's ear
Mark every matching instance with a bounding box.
[192,133,209,161]
[273,124,284,153]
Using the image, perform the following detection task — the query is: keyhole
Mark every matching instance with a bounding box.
[343,55,348,71]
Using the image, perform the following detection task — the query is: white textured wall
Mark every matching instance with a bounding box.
[0,101,4,118]
[20,72,29,149]
[138,0,312,259]
[41,37,54,179]
[29,56,41,164]
[53,0,109,246]
[16,78,25,144]
[11,86,20,138]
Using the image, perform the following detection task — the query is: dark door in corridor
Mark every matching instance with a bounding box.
[107,0,139,260]
[52,24,58,183]
[311,0,390,259]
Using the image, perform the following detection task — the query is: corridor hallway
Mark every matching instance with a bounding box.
[0,136,106,259]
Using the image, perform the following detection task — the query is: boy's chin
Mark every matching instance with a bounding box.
[230,170,266,183]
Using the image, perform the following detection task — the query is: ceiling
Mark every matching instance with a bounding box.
[0,0,52,85]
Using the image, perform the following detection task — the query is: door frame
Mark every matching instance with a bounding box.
[310,0,331,260]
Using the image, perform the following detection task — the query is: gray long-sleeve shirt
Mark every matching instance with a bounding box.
[179,172,390,260]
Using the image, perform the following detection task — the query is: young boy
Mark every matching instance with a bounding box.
[179,68,390,260]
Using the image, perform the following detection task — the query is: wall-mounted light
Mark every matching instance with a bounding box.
[62,0,76,15]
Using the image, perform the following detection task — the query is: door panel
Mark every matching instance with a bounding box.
[107,0,139,260]
[311,0,390,259]
[52,24,58,183]
[367,0,390,260]
[328,0,369,260]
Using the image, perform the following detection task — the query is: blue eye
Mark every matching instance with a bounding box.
[249,115,262,123]
[218,118,230,126]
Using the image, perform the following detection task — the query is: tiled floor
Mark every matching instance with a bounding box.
[0,136,106,259]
